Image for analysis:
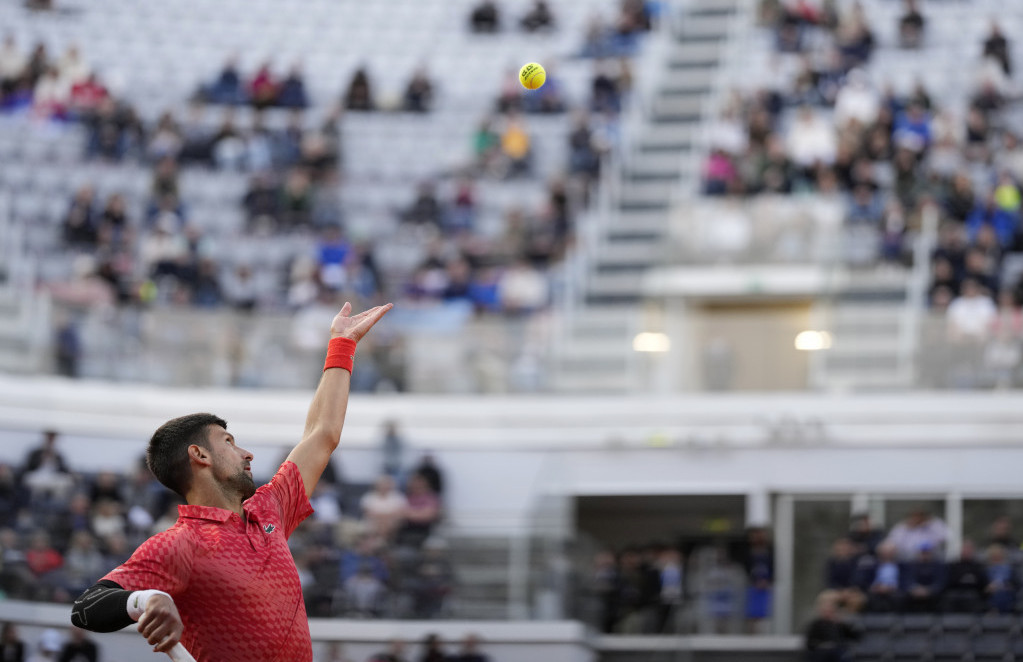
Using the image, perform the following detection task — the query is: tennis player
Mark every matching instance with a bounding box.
[71,302,392,662]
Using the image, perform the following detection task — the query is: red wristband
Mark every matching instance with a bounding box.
[323,337,357,373]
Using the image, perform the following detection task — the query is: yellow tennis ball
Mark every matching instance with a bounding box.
[519,62,546,90]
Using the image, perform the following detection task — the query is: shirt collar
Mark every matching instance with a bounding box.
[178,504,235,522]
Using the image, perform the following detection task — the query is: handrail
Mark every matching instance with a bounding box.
[899,203,939,385]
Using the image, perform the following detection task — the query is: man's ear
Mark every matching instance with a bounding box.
[188,444,212,468]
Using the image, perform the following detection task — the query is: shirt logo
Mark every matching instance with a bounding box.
[264,524,275,534]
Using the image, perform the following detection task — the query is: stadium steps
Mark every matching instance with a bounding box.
[552,0,736,392]
[444,536,518,620]
[0,288,48,374]
[818,288,913,392]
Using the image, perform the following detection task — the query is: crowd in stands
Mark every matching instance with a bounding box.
[0,428,460,631]
[805,509,1023,661]
[585,526,775,635]
[706,0,1021,283]
[0,0,655,388]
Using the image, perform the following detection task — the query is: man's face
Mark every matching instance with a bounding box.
[207,426,255,500]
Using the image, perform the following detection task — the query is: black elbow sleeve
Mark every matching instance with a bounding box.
[70,580,135,633]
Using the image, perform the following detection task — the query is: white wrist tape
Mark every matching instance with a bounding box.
[127,589,172,622]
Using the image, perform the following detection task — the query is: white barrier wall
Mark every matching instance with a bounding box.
[4,376,1023,533]
[0,601,593,662]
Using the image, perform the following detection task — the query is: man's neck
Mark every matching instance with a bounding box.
[186,484,244,516]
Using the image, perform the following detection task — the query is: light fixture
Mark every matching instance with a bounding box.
[633,332,671,353]
[794,330,832,351]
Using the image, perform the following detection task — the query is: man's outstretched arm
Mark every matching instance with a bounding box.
[287,302,393,498]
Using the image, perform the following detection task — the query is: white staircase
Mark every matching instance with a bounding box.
[552,0,740,393]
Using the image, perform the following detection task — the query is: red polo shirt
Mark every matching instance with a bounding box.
[104,461,314,662]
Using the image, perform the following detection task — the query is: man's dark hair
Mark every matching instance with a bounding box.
[147,413,227,497]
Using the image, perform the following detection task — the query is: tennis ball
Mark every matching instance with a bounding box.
[519,62,546,90]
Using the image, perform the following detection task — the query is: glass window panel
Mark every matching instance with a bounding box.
[792,498,852,630]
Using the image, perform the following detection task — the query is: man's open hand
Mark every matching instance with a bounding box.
[330,302,394,342]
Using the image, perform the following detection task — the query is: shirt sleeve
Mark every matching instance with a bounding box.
[101,527,193,597]
[267,460,315,539]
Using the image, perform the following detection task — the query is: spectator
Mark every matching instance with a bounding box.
[89,499,125,540]
[448,177,476,233]
[521,0,553,31]
[411,453,444,497]
[0,623,25,662]
[591,59,623,114]
[191,258,223,307]
[411,537,454,619]
[0,528,32,599]
[786,106,836,171]
[657,547,684,633]
[403,182,445,228]
[453,634,488,662]
[860,542,903,613]
[902,543,945,612]
[277,64,309,109]
[497,258,548,315]
[90,471,123,504]
[568,112,602,181]
[279,169,314,228]
[833,69,879,129]
[898,0,925,49]
[418,634,447,662]
[824,537,866,612]
[982,20,1011,77]
[248,62,278,110]
[361,475,408,540]
[499,114,531,177]
[26,530,62,583]
[404,67,434,113]
[0,465,23,530]
[344,67,375,111]
[223,264,259,312]
[893,103,931,153]
[28,629,61,662]
[62,531,104,596]
[947,278,997,341]
[58,628,96,662]
[804,591,861,662]
[984,544,1017,613]
[943,172,976,223]
[0,35,26,95]
[204,57,244,105]
[703,149,738,196]
[941,540,986,613]
[339,535,388,585]
[379,420,406,479]
[341,563,387,617]
[986,515,1017,550]
[398,473,441,548]
[68,73,107,117]
[21,430,72,502]
[884,509,949,561]
[469,1,500,33]
[472,116,501,174]
[62,186,98,248]
[743,527,773,632]
[369,640,409,662]
[32,66,67,118]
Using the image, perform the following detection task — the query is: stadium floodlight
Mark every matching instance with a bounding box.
[794,330,832,351]
[633,332,671,353]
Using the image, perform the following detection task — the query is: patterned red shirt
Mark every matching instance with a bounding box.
[104,461,314,662]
